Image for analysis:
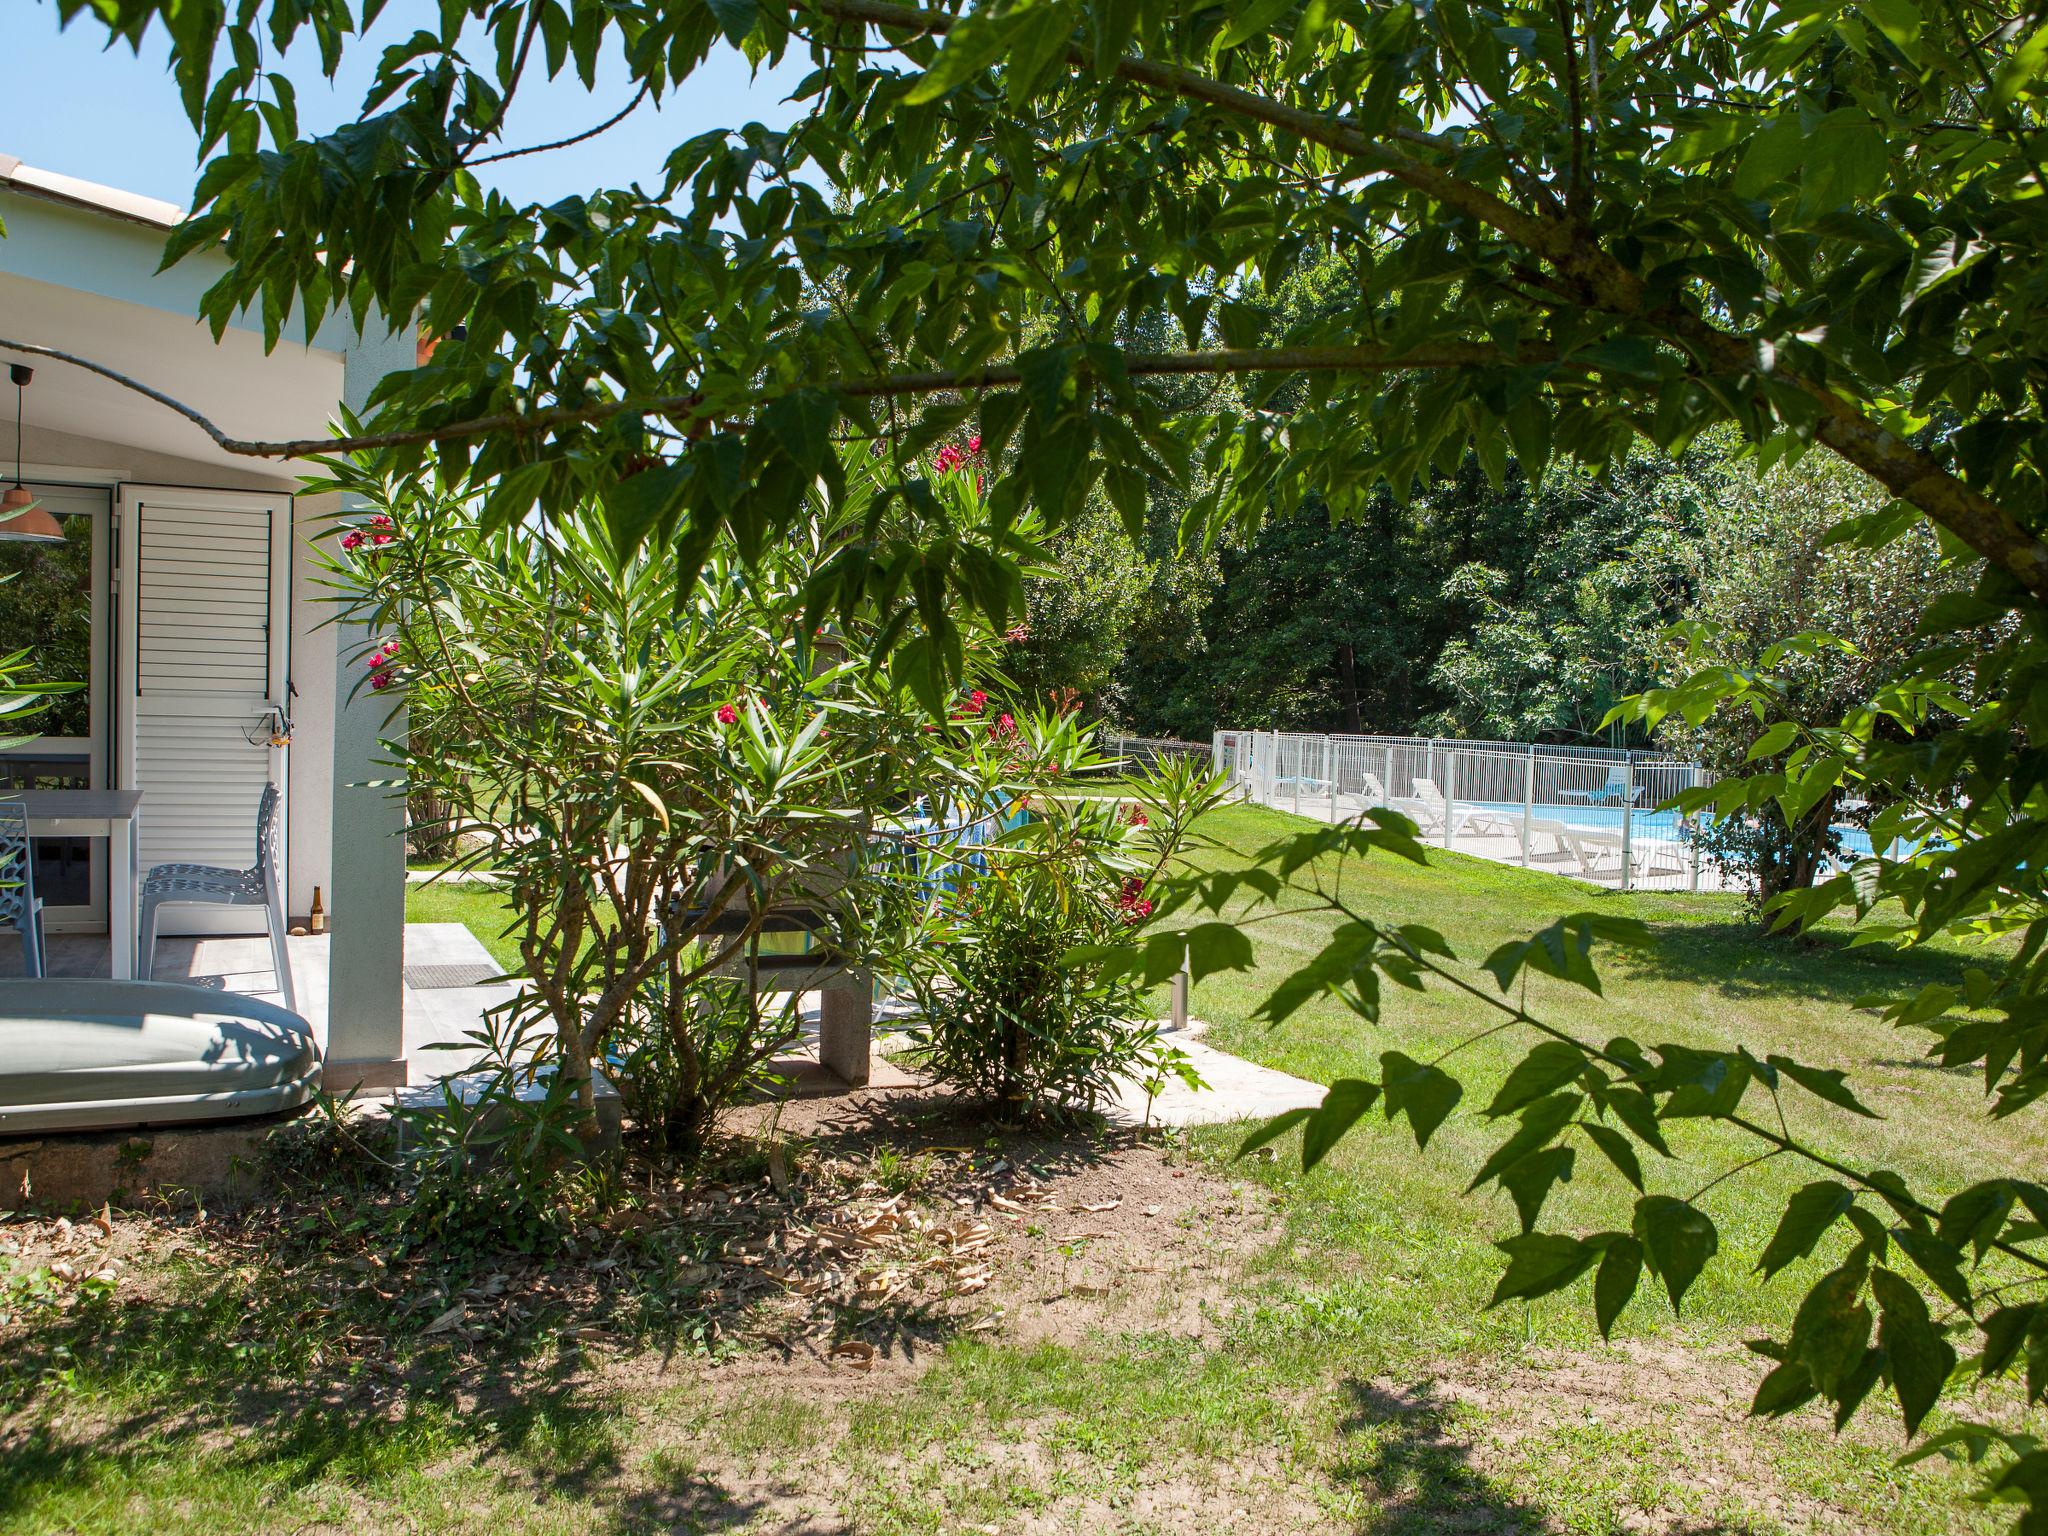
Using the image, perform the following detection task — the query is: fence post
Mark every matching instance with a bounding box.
[1211,730,1222,784]
[1326,734,1339,823]
[1521,746,1535,868]
[1442,747,1457,850]
[1620,753,1636,892]
[1384,744,1394,809]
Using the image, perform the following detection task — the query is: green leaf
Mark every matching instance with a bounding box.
[1634,1195,1718,1313]
[761,388,838,475]
[1485,1040,1590,1116]
[1381,1051,1463,1150]
[1488,1233,1597,1306]
[1235,1107,1312,1159]
[1483,914,1649,996]
[1594,1235,1642,1338]
[1217,0,1296,50]
[1004,3,1077,106]
[1302,1079,1383,1171]
[1183,921,1254,983]
[1498,1146,1576,1233]
[601,461,689,561]
[1746,721,1799,761]
[902,9,1015,103]
[1872,1268,1958,1435]
[1788,1264,1874,1396]
[1733,114,1803,197]
[1581,1122,1644,1191]
[1751,1359,1820,1416]
[1764,1054,1879,1119]
[702,0,757,48]
[1759,1181,1856,1279]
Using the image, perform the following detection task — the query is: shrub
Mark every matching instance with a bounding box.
[607,967,804,1156]
[316,444,1014,1157]
[904,712,1224,1117]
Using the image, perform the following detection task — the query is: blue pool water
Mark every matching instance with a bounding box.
[1460,800,1882,859]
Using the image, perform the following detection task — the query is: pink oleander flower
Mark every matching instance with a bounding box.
[717,703,740,725]
[967,434,982,454]
[934,444,965,474]
[371,671,395,691]
[1120,898,1154,924]
[340,530,365,552]
[988,712,1016,740]
[1125,804,1149,828]
[368,514,392,529]
[382,639,401,656]
[1004,622,1031,643]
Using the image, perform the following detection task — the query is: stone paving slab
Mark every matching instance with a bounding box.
[1105,1023,1328,1130]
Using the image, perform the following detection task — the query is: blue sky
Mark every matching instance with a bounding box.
[6,2,811,208]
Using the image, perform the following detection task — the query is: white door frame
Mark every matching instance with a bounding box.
[115,484,292,923]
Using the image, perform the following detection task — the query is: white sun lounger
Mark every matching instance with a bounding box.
[1409,778,1519,837]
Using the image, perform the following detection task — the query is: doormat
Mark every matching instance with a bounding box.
[403,962,503,990]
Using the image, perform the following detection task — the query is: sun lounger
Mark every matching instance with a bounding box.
[1558,766,1644,807]
[1408,778,1519,837]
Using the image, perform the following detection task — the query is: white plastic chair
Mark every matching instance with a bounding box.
[0,802,46,977]
[138,783,294,1010]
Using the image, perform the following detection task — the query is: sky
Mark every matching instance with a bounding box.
[4,0,813,209]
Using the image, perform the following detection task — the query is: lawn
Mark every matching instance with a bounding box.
[0,801,2029,1534]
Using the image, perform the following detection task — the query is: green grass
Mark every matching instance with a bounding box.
[1,802,2027,1533]
[404,876,522,971]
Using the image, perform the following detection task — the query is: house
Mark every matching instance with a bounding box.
[0,153,415,1087]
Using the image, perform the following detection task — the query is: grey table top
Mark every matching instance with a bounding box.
[10,788,143,822]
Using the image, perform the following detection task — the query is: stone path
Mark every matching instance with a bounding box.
[1104,1020,1327,1129]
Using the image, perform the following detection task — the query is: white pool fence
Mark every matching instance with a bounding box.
[1210,730,1718,892]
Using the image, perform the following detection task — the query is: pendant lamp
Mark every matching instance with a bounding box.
[0,364,63,545]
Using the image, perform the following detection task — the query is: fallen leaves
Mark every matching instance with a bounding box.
[422,1303,467,1336]
[828,1338,876,1369]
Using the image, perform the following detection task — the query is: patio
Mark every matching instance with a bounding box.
[0,923,515,1082]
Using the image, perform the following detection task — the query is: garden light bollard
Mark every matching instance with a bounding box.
[1620,755,1636,892]
[1171,961,1189,1032]
[1689,762,1704,893]
[1522,747,1536,868]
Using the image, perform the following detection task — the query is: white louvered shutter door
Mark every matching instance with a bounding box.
[118,487,291,935]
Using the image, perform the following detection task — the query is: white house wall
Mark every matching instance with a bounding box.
[9,420,339,926]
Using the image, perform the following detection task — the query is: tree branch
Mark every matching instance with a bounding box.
[0,337,1548,461]
[469,81,652,166]
[804,0,2048,602]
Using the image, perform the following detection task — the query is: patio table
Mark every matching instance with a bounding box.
[16,789,142,979]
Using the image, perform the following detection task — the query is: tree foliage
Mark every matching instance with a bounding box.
[33,0,2048,1520]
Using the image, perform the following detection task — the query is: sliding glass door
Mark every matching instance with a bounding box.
[0,482,110,930]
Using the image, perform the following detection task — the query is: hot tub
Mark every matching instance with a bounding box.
[0,980,320,1134]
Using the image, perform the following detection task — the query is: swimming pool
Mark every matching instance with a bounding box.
[1456,800,1882,858]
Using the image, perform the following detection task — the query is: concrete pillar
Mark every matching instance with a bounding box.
[325,321,416,1088]
[819,976,873,1086]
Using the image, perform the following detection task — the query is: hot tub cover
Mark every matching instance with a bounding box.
[0,980,321,1133]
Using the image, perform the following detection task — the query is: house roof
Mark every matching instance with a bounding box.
[0,153,184,232]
